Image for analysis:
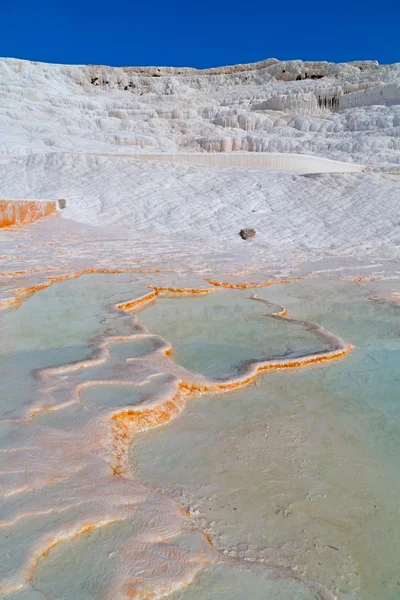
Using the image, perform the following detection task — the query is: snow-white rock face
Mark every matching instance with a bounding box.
[0,57,399,256]
[0,57,399,168]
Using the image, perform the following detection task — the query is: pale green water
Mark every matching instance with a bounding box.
[132,280,400,600]
[1,276,399,600]
[0,276,148,419]
[1,276,156,600]
[137,290,329,379]
[169,564,319,600]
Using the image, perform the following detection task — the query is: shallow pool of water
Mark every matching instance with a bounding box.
[1,274,399,600]
[137,290,330,379]
[132,280,400,600]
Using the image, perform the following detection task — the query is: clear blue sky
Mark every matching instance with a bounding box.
[0,0,398,67]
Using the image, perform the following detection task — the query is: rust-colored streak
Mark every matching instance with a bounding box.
[257,348,352,371]
[0,200,57,228]
[0,296,22,310]
[10,282,52,297]
[180,378,253,394]
[204,278,299,289]
[47,268,161,284]
[201,531,214,547]
[111,391,186,477]
[344,276,376,283]
[116,292,156,311]
[0,268,41,277]
[150,286,216,296]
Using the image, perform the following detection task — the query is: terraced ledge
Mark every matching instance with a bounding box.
[1,274,351,600]
[204,277,300,289]
[73,151,367,173]
[0,268,162,312]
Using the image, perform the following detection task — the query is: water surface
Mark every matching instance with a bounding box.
[132,280,400,600]
[2,275,399,600]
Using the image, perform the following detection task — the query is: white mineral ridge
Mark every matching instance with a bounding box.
[0,56,399,256]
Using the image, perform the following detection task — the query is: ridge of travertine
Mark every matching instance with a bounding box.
[0,56,399,167]
[0,56,382,75]
[0,272,349,599]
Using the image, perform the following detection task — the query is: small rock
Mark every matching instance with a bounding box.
[239,228,256,240]
[58,199,67,209]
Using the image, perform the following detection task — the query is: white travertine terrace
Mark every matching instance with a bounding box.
[0,56,399,168]
[0,54,399,600]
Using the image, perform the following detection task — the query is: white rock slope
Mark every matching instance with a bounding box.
[0,56,399,259]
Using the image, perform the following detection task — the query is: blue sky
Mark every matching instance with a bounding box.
[0,0,398,67]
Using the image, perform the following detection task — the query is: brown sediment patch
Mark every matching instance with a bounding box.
[121,583,157,599]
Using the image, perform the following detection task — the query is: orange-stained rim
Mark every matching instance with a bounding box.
[0,200,57,229]
[203,277,300,289]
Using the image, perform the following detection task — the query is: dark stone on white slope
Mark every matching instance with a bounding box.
[58,199,67,209]
[239,228,256,240]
